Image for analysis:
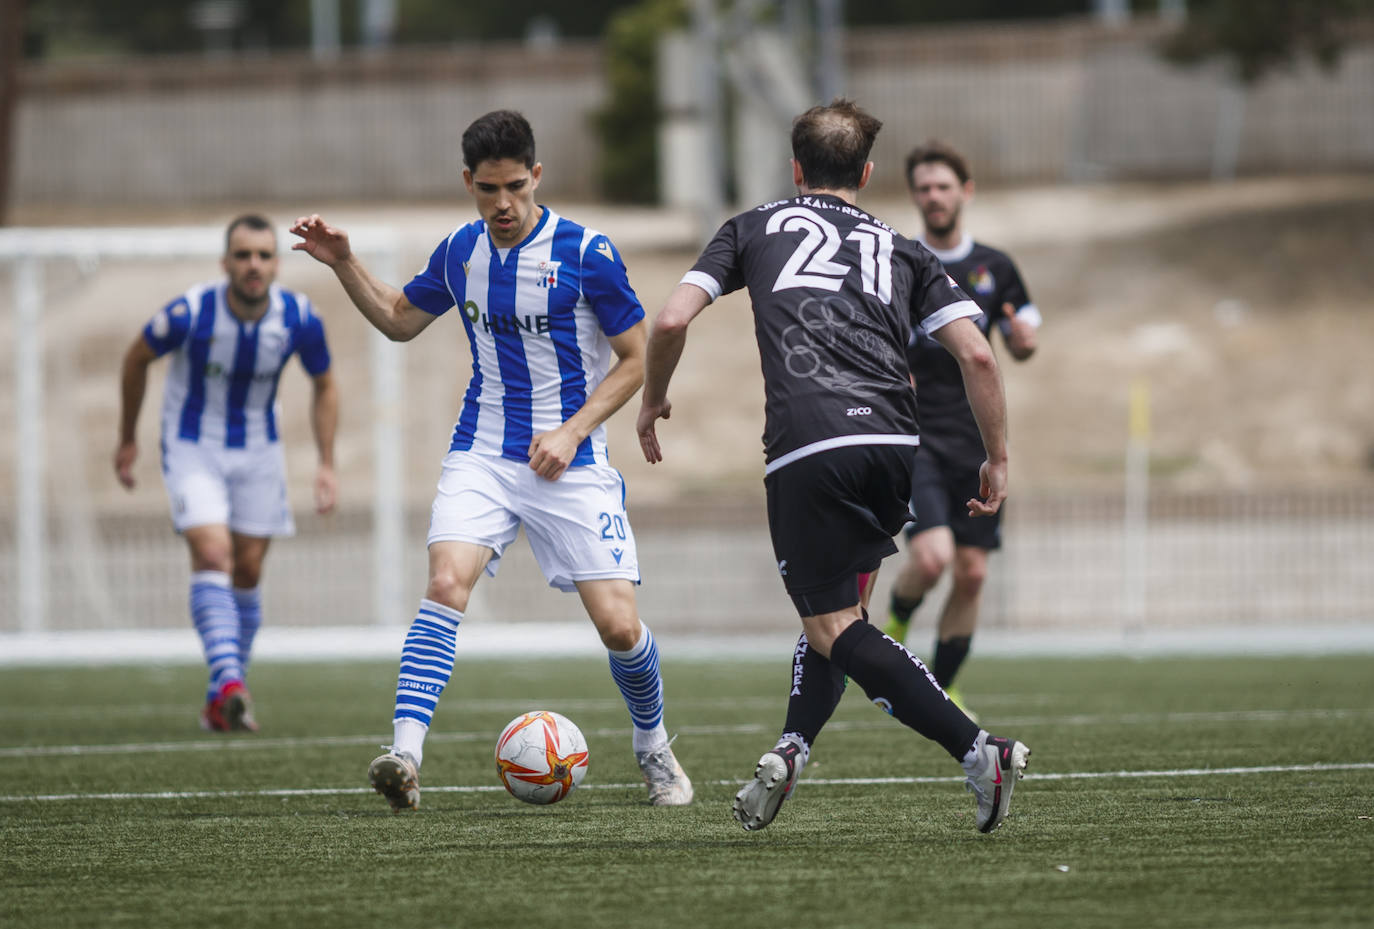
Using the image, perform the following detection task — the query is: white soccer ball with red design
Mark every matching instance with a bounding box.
[495,710,590,805]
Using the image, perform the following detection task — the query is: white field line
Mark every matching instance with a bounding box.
[4,706,1372,760]
[0,695,792,722]
[4,762,1374,804]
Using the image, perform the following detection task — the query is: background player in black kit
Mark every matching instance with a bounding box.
[636,99,1030,834]
[883,142,1042,720]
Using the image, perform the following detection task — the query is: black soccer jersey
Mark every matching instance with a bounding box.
[906,236,1035,461]
[684,194,980,472]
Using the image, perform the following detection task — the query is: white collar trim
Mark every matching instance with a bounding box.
[917,233,974,264]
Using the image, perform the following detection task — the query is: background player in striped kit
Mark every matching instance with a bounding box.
[290,109,692,812]
[636,99,1029,834]
[882,141,1042,719]
[115,214,339,732]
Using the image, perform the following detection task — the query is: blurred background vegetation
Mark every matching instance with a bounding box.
[18,1,1161,57]
[16,1,1363,65]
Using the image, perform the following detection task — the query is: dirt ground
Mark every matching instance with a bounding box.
[6,174,1374,517]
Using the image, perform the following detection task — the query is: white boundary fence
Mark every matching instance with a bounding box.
[2,483,1373,641]
[3,228,1373,647]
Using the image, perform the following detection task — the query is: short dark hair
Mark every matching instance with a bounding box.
[461,110,537,171]
[790,98,883,192]
[904,141,972,189]
[224,213,275,252]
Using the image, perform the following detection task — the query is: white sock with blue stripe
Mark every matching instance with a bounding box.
[233,586,262,672]
[190,571,243,700]
[391,599,461,768]
[608,620,669,753]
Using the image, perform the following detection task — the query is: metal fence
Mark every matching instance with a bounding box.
[2,490,1372,639]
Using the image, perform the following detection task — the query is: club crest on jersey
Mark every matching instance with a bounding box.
[967,266,996,295]
[258,332,285,358]
[536,260,561,289]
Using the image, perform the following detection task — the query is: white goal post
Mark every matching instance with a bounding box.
[0,225,408,635]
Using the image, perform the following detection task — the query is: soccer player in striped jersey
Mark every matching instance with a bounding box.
[290,109,692,812]
[115,214,339,732]
[882,142,1042,719]
[637,99,1029,834]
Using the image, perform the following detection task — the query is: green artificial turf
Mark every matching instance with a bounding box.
[2,655,1371,928]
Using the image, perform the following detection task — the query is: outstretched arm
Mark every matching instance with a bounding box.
[527,320,648,481]
[289,214,436,342]
[635,282,712,464]
[933,315,1009,516]
[309,369,339,514]
[114,335,158,490]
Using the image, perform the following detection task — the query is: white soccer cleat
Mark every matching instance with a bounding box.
[636,740,694,806]
[368,750,420,813]
[963,733,1030,833]
[732,739,805,831]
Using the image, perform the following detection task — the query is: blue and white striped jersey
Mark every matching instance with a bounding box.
[403,206,645,467]
[143,281,331,449]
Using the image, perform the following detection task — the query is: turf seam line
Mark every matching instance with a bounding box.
[4,762,1371,803]
[7,707,1372,758]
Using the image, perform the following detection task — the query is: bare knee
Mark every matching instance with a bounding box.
[424,570,475,613]
[188,542,232,575]
[801,608,864,658]
[913,549,949,588]
[951,553,989,600]
[597,615,642,652]
[576,579,642,651]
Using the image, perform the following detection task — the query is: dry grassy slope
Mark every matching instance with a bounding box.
[610,177,1374,502]
[11,176,1373,518]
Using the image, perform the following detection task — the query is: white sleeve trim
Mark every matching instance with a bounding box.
[919,299,982,337]
[680,270,722,303]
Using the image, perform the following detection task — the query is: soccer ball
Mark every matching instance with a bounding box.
[494,710,590,805]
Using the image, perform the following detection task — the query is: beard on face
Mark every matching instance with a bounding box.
[922,203,960,238]
[230,277,269,308]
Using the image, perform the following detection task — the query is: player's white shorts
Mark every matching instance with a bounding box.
[428,451,640,592]
[160,437,295,537]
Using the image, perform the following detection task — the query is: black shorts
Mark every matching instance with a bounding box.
[765,443,916,617]
[904,445,1002,550]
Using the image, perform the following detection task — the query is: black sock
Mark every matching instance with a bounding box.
[932,635,972,688]
[888,591,923,623]
[830,621,978,760]
[781,633,846,753]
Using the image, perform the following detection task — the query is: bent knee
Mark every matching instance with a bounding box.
[951,563,988,598]
[597,616,643,653]
[424,573,475,613]
[913,553,948,587]
[190,548,233,574]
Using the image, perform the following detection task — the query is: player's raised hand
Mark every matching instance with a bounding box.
[289,214,352,267]
[635,398,671,464]
[113,441,138,490]
[967,458,1007,517]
